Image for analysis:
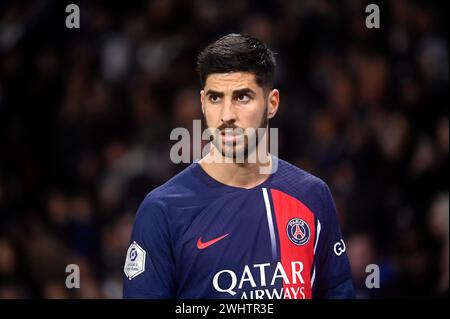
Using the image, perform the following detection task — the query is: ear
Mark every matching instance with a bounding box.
[267,89,279,119]
[200,90,205,115]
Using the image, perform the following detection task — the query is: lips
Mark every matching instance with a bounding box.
[219,128,244,143]
[220,132,243,142]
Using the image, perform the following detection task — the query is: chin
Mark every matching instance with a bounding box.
[221,145,249,162]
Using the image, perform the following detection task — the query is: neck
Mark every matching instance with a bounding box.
[199,145,273,189]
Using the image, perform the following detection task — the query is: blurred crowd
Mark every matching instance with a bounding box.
[0,0,448,298]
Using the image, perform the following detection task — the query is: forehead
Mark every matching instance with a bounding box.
[204,72,259,91]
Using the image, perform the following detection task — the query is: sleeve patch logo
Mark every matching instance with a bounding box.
[124,241,146,280]
[333,239,346,256]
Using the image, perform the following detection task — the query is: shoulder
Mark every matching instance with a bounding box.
[275,158,328,194]
[273,158,333,217]
[135,164,199,220]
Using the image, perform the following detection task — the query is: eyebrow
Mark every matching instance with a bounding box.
[232,88,256,98]
[205,88,256,98]
[205,90,224,98]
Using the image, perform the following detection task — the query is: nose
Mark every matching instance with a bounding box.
[221,99,236,124]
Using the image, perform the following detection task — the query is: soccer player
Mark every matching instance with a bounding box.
[123,34,355,299]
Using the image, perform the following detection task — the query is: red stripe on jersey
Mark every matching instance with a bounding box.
[271,189,316,299]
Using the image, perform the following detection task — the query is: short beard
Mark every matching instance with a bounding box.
[205,103,269,161]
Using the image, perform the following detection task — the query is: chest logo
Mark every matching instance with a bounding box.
[286,218,310,246]
[197,233,229,249]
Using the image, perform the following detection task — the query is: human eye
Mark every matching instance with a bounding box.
[209,94,221,103]
[236,94,251,103]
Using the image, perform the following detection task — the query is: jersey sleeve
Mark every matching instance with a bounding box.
[314,182,355,299]
[122,197,175,298]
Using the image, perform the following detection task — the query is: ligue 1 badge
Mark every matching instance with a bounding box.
[286,218,310,246]
[124,241,146,280]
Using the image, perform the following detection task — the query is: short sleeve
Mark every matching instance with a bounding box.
[122,198,176,298]
[314,182,355,298]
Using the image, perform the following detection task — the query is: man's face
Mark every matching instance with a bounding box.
[200,72,279,160]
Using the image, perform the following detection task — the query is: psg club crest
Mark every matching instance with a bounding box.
[286,218,310,246]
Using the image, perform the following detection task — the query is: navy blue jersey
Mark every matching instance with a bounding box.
[123,158,354,299]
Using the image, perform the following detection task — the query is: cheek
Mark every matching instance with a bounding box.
[204,107,220,125]
[243,103,266,125]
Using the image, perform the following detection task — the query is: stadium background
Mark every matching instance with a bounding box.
[0,0,448,298]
